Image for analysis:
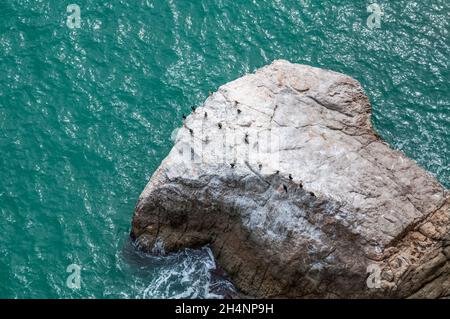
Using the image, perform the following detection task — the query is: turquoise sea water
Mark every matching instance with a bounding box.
[0,0,448,298]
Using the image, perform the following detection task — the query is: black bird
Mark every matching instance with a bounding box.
[218,123,222,129]
[258,164,262,170]
[309,192,315,197]
[299,183,303,188]
[283,184,288,193]
[230,163,235,168]
[182,114,187,120]
[244,133,249,144]
[189,128,193,135]
[289,174,293,180]
[237,109,241,114]
[204,112,208,118]
[191,106,196,112]
[275,170,280,175]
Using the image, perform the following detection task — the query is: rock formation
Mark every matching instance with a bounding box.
[131,60,450,298]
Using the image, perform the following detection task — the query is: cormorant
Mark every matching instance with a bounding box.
[283,184,288,193]
[289,174,293,180]
[309,192,315,197]
[258,164,262,170]
[191,106,196,112]
[218,123,222,129]
[237,109,241,114]
[244,133,249,144]
[189,128,193,135]
[230,163,235,168]
[204,112,208,118]
[182,114,186,120]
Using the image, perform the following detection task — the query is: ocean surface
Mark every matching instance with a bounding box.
[0,0,448,298]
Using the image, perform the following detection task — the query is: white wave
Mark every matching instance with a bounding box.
[141,246,234,299]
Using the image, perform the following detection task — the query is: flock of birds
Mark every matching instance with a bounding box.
[180,95,315,198]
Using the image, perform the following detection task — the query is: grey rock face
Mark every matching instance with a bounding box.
[131,60,449,298]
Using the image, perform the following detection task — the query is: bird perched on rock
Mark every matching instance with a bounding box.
[230,163,235,168]
[299,183,303,188]
[275,170,280,175]
[204,112,208,118]
[189,128,193,135]
[289,174,293,180]
[237,109,241,114]
[244,133,249,144]
[258,164,262,170]
[283,184,288,193]
[309,192,315,197]
[218,123,222,129]
[182,114,187,120]
[191,106,196,112]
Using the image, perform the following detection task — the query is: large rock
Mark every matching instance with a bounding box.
[131,60,450,298]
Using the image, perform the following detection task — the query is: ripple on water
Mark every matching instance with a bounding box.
[0,0,448,298]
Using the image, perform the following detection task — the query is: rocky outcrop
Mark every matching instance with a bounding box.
[131,60,450,298]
